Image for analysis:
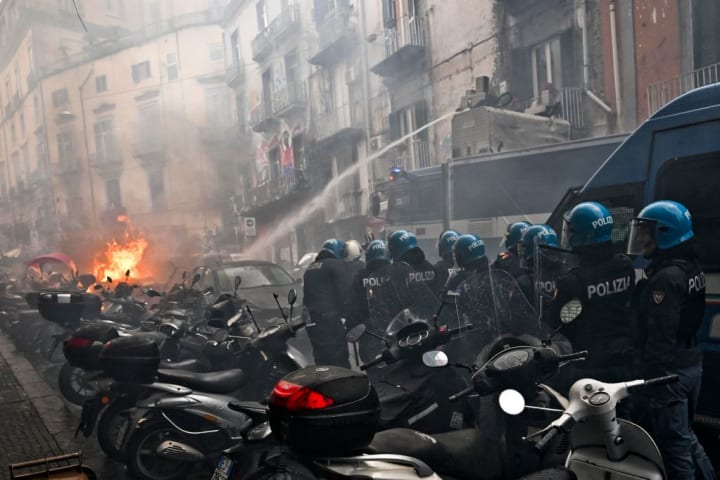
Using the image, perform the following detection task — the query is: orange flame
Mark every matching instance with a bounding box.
[93,217,152,282]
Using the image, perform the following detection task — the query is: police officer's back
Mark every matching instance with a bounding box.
[344,239,366,286]
[387,230,439,319]
[433,230,460,293]
[346,240,392,360]
[303,239,351,368]
[493,221,530,279]
[627,200,714,479]
[551,202,635,378]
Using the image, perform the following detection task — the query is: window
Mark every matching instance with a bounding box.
[138,102,161,150]
[256,0,267,30]
[166,52,178,81]
[205,87,231,126]
[656,153,720,271]
[150,1,162,24]
[52,88,69,107]
[230,30,240,66]
[131,61,151,83]
[94,117,116,162]
[148,170,166,210]
[19,113,25,137]
[11,152,20,186]
[57,129,75,165]
[21,144,30,179]
[531,37,562,98]
[105,178,121,209]
[209,43,224,62]
[10,123,16,143]
[33,95,39,119]
[95,75,107,92]
[36,140,48,175]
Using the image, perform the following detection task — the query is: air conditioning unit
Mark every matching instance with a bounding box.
[370,135,385,151]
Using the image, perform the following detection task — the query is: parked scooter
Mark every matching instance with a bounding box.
[119,288,306,480]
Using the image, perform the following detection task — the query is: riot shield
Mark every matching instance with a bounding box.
[533,244,579,319]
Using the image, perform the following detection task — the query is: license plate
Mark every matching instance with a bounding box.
[211,454,234,480]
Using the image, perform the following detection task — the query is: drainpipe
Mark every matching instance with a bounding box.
[358,0,374,219]
[78,67,97,224]
[36,76,60,237]
[578,0,590,87]
[609,0,623,130]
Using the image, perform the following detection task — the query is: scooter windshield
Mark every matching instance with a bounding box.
[451,269,550,363]
[365,261,441,339]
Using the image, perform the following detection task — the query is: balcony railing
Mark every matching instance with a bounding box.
[337,191,363,219]
[272,81,307,115]
[647,61,720,116]
[246,168,307,210]
[55,160,82,176]
[250,102,275,132]
[310,6,357,65]
[251,29,273,62]
[274,4,301,39]
[372,15,426,76]
[90,149,122,167]
[315,103,364,143]
[396,139,432,171]
[225,60,245,87]
[134,137,166,157]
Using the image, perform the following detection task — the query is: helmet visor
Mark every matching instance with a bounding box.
[560,217,572,249]
[627,218,657,256]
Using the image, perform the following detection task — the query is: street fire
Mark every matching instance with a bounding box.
[93,216,151,282]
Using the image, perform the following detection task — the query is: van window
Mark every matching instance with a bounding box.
[655,153,720,271]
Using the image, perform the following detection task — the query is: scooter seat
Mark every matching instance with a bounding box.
[156,368,246,394]
[368,428,501,479]
[159,358,206,372]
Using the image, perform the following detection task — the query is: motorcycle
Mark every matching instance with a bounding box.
[223,268,579,480]
[115,288,307,480]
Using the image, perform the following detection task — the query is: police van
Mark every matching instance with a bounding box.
[547,83,720,433]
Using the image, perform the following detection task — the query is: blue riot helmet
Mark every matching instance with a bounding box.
[320,238,346,259]
[502,221,531,251]
[518,225,558,268]
[453,234,486,269]
[438,230,460,260]
[365,240,391,266]
[627,200,694,257]
[388,230,419,261]
[561,202,613,249]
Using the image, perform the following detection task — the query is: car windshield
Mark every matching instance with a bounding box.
[217,264,294,290]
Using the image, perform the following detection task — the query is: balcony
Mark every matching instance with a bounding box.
[336,191,363,220]
[309,7,357,66]
[273,4,301,41]
[315,103,364,147]
[244,168,310,213]
[647,61,720,116]
[91,149,123,178]
[272,81,307,117]
[251,28,273,62]
[371,15,426,77]
[523,86,585,128]
[225,60,245,88]
[200,124,251,148]
[394,139,432,171]
[250,102,277,133]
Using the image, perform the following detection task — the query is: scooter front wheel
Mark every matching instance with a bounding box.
[57,362,99,406]
[96,398,135,461]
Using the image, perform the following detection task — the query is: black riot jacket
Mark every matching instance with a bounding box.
[302,252,350,316]
[633,242,705,376]
[549,242,636,370]
[345,260,391,331]
[433,256,457,294]
[492,248,524,279]
[387,249,439,320]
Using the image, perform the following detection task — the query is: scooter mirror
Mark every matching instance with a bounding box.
[145,288,162,297]
[498,389,526,416]
[234,276,242,289]
[560,299,583,324]
[203,286,215,295]
[346,324,366,343]
[422,350,449,368]
[287,288,297,306]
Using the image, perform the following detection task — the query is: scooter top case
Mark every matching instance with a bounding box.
[268,366,380,455]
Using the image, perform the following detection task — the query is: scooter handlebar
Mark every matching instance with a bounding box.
[448,385,474,402]
[558,350,588,363]
[360,355,384,371]
[534,415,575,453]
[627,374,679,391]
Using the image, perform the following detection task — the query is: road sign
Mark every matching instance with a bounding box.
[244,217,256,237]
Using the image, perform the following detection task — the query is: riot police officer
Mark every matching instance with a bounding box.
[515,225,558,304]
[345,240,392,360]
[551,202,635,383]
[302,239,351,368]
[493,221,531,279]
[628,201,715,480]
[434,230,460,293]
[445,233,489,293]
[344,239,366,284]
[386,230,439,319]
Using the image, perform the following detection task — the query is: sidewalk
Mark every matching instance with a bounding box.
[0,332,130,479]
